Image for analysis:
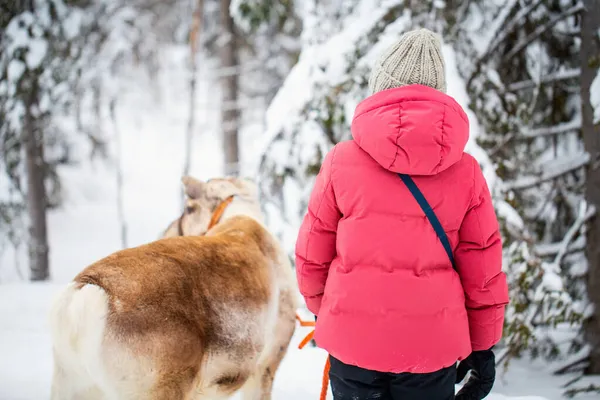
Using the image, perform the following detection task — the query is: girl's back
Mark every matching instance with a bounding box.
[295,28,509,400]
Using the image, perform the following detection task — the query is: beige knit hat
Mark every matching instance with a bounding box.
[368,28,446,94]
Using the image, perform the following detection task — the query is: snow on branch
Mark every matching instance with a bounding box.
[535,236,586,257]
[553,202,595,267]
[516,118,581,139]
[505,3,585,61]
[504,152,590,191]
[506,68,581,92]
[592,68,600,124]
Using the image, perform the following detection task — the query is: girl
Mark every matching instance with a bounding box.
[295,28,509,400]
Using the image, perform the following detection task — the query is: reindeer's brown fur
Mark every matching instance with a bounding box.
[76,217,274,340]
[49,177,298,400]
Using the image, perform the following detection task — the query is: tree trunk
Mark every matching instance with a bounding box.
[23,76,49,281]
[581,0,600,375]
[181,0,204,206]
[219,0,240,176]
[110,98,128,249]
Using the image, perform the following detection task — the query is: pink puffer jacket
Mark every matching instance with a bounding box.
[295,84,509,374]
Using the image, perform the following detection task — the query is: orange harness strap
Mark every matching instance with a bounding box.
[207,196,235,230]
[296,313,330,400]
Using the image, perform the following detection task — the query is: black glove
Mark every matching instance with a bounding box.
[455,349,496,400]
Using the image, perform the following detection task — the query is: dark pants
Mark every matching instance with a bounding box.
[329,356,456,400]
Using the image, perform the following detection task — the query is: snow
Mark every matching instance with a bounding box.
[1,282,599,400]
[7,60,25,83]
[62,8,84,40]
[592,67,600,124]
[5,13,34,54]
[4,8,49,70]
[497,200,526,231]
[540,263,564,292]
[229,0,253,33]
[6,101,25,133]
[25,38,48,69]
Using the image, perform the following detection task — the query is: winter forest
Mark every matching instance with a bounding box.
[1,0,600,399]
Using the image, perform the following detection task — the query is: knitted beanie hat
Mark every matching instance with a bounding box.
[368,28,446,94]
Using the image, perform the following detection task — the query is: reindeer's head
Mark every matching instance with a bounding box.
[162,175,263,238]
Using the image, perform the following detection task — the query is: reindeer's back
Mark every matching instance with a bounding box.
[73,216,275,347]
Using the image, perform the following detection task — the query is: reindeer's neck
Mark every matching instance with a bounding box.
[220,196,265,226]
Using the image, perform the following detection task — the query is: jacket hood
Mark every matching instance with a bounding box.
[351,84,469,175]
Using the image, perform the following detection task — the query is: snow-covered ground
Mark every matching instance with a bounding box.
[0,44,598,399]
[0,282,595,400]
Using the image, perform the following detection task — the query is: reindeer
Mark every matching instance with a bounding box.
[49,176,299,400]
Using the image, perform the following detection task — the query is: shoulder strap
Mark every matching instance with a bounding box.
[398,174,456,270]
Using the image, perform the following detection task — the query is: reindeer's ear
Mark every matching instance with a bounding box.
[181,176,205,199]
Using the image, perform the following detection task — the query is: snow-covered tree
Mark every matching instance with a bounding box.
[0,0,193,278]
[0,0,97,280]
[456,0,587,363]
[448,0,598,394]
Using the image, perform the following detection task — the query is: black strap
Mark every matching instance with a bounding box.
[398,174,456,270]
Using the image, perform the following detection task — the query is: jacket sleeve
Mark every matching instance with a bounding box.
[455,161,509,351]
[295,146,341,316]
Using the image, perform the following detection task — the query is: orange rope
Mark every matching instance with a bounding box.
[207,196,234,230]
[298,330,315,349]
[321,357,331,400]
[296,313,316,327]
[296,313,330,400]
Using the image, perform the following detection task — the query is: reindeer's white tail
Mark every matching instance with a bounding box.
[48,282,110,399]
